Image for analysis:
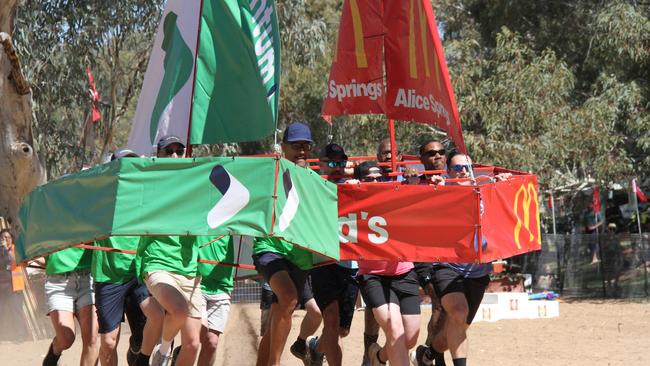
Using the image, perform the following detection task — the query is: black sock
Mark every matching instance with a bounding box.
[452,358,466,366]
[135,353,150,366]
[42,342,61,366]
[363,333,379,351]
[431,347,446,366]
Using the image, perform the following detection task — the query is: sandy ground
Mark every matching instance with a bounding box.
[1,300,649,365]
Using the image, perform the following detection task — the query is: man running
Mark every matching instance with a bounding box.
[254,122,318,366]
[412,152,509,366]
[93,148,164,366]
[136,136,204,366]
[304,143,359,366]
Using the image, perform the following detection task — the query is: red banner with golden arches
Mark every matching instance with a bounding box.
[338,173,541,263]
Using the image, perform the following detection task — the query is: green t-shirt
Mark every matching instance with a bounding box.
[198,236,235,295]
[91,236,140,284]
[253,237,313,270]
[136,236,199,279]
[46,247,93,275]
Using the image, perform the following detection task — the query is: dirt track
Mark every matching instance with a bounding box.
[1,300,648,365]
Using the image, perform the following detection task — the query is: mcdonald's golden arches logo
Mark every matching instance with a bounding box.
[513,182,541,249]
[335,0,369,68]
[407,0,441,88]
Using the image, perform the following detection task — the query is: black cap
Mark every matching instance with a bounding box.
[354,161,381,179]
[157,135,185,150]
[319,143,348,161]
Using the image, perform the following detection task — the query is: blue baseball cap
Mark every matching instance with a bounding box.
[283,122,313,143]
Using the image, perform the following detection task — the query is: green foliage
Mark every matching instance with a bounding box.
[11,0,650,194]
[13,0,163,178]
[437,0,650,190]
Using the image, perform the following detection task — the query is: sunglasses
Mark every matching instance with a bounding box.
[164,147,185,156]
[452,164,472,172]
[423,149,446,158]
[379,150,401,156]
[326,161,347,168]
[291,142,312,151]
[362,176,380,182]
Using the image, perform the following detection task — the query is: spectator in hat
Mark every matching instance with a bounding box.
[156,135,186,158]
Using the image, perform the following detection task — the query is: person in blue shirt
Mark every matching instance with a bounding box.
[412,151,510,366]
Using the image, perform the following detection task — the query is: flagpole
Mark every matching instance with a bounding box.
[388,119,398,176]
[185,0,205,158]
[633,179,649,296]
[550,191,557,236]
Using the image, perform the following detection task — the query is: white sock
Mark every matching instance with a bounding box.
[158,339,172,355]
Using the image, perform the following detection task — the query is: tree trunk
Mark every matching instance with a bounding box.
[0,0,45,232]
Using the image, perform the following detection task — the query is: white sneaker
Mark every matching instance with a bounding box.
[368,343,386,366]
[150,343,173,366]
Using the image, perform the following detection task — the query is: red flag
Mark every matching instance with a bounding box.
[384,1,465,152]
[321,0,466,153]
[87,65,101,123]
[592,186,601,214]
[321,0,385,121]
[633,179,648,203]
[547,194,553,209]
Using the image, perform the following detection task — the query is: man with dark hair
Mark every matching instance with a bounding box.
[419,140,446,173]
[376,138,402,178]
[412,152,509,366]
[93,148,164,366]
[303,143,359,366]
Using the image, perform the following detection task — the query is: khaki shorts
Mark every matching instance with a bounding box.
[144,271,204,318]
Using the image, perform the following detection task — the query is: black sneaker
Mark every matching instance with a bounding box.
[410,345,433,366]
[290,338,310,366]
[126,347,138,366]
[42,342,60,366]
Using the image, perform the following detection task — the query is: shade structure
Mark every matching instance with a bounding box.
[17,157,338,263]
[338,168,541,263]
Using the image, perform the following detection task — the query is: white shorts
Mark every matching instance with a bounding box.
[203,293,231,333]
[45,271,94,314]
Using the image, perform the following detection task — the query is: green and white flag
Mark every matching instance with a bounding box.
[17,157,338,263]
[128,0,281,155]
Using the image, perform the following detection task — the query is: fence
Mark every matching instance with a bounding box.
[230,233,650,304]
[513,233,650,298]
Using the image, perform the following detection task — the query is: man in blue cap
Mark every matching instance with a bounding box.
[280,122,313,167]
[254,122,323,366]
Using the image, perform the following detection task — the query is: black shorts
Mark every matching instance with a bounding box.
[431,266,490,324]
[357,270,420,315]
[94,278,150,334]
[253,252,308,305]
[311,264,359,330]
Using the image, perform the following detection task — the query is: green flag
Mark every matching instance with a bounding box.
[128,0,281,155]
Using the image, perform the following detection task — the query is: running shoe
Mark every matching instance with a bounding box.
[368,343,386,366]
[307,336,324,366]
[150,343,173,366]
[290,338,311,366]
[410,345,433,366]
